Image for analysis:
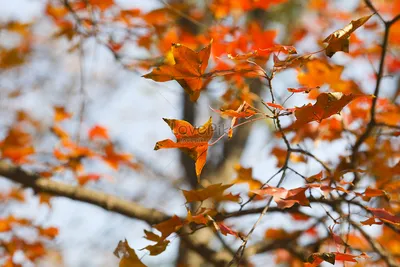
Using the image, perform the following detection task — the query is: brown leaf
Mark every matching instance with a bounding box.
[114,239,147,267]
[323,14,373,57]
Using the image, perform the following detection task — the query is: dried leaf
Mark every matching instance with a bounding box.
[323,14,373,57]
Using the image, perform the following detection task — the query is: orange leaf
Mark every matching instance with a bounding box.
[39,227,59,239]
[232,164,263,193]
[289,92,363,129]
[287,86,319,93]
[88,125,109,140]
[54,106,71,122]
[266,102,295,112]
[253,186,310,209]
[367,207,400,225]
[51,125,69,140]
[102,143,134,170]
[182,183,239,203]
[77,174,101,185]
[211,101,256,138]
[143,41,212,101]
[217,222,238,237]
[360,217,383,226]
[155,117,213,179]
[114,239,147,267]
[0,127,34,163]
[154,215,183,238]
[88,0,114,11]
[306,171,323,183]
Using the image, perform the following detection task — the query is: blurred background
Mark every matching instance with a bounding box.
[0,0,399,266]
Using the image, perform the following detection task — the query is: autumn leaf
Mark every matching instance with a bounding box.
[155,117,213,179]
[287,86,319,94]
[356,187,389,201]
[51,125,69,140]
[323,14,373,57]
[306,171,323,183]
[77,174,101,185]
[306,252,369,266]
[265,102,295,112]
[154,215,183,238]
[211,101,256,137]
[114,239,147,267]
[54,106,72,122]
[367,207,400,225]
[88,0,114,11]
[288,92,363,129]
[232,164,262,191]
[143,41,212,101]
[182,183,239,203]
[360,217,383,226]
[88,125,109,140]
[0,127,35,163]
[38,227,59,239]
[102,143,138,170]
[217,222,238,237]
[253,186,310,209]
[142,240,170,256]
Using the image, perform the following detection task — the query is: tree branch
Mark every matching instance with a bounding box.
[0,161,170,225]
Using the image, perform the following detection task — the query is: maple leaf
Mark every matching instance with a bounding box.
[114,239,147,267]
[182,183,239,203]
[232,164,262,191]
[211,101,256,137]
[143,41,212,101]
[102,143,138,170]
[155,117,213,179]
[288,92,363,130]
[154,215,183,238]
[253,186,310,209]
[323,14,373,57]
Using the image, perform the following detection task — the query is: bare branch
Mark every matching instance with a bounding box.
[0,161,169,225]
